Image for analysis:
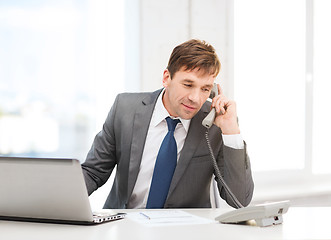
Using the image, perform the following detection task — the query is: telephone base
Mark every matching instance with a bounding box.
[255,215,283,227]
[215,200,290,227]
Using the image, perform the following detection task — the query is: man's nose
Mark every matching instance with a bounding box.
[188,89,200,103]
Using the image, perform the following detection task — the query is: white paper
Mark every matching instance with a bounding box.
[126,210,216,226]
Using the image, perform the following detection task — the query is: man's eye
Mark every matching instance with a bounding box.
[184,84,192,87]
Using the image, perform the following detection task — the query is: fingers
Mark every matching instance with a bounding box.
[214,95,227,114]
[217,83,223,96]
[211,84,239,133]
[212,84,227,114]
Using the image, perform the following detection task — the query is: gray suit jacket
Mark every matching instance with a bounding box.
[82,89,254,209]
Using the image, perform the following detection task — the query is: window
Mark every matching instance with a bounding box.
[232,0,331,203]
[0,0,125,161]
[233,0,306,172]
[312,0,331,174]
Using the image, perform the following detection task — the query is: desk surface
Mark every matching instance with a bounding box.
[1,207,330,240]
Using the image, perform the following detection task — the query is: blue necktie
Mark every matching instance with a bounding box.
[146,117,180,208]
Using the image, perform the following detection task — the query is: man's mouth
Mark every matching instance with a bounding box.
[182,103,197,111]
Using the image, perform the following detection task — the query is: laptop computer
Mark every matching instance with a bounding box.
[0,156,126,225]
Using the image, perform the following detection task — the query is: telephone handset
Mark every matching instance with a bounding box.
[202,83,219,128]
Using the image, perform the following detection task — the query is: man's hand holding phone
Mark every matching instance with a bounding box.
[211,84,240,135]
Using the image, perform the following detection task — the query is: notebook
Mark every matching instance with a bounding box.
[0,156,125,225]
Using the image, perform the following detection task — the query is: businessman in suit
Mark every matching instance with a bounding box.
[82,39,254,209]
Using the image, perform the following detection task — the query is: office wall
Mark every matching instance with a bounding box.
[132,0,234,98]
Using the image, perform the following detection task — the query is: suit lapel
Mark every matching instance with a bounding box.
[127,90,162,199]
[167,104,209,198]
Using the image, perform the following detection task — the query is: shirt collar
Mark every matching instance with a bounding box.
[152,89,191,132]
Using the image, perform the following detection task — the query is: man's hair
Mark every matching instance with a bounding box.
[167,39,221,78]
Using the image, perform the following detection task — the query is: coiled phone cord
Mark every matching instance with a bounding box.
[205,129,244,209]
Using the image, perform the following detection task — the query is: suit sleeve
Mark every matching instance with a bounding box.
[81,95,119,195]
[217,141,254,208]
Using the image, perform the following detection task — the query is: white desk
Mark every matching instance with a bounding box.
[1,207,330,240]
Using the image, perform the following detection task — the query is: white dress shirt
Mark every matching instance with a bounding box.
[127,90,244,208]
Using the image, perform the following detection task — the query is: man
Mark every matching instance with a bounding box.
[82,39,254,209]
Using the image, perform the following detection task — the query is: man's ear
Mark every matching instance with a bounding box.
[162,69,171,88]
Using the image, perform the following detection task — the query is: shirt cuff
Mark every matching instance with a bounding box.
[222,134,244,149]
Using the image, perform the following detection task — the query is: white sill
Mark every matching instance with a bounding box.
[250,171,331,205]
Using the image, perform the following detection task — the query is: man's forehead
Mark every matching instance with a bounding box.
[177,66,215,78]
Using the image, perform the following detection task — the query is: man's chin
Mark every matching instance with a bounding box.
[179,111,198,120]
